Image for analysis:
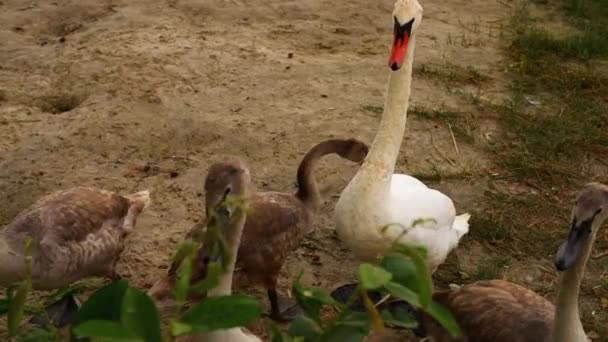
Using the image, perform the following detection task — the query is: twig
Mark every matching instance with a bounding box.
[163,155,193,161]
[375,293,392,307]
[536,265,555,276]
[526,217,548,228]
[447,123,460,156]
[595,157,608,167]
[0,119,42,124]
[593,250,608,259]
[496,0,512,8]
[431,135,457,167]
[486,18,507,24]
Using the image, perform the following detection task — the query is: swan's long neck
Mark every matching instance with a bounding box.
[553,221,599,342]
[357,36,417,191]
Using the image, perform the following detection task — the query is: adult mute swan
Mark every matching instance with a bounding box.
[177,158,261,342]
[415,182,606,341]
[334,0,469,272]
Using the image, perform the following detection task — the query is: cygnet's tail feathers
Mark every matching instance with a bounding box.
[452,213,470,239]
[125,190,151,210]
[122,190,151,232]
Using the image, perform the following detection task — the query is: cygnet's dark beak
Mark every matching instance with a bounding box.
[554,219,591,271]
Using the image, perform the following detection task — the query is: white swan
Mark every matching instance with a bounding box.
[334,0,469,272]
[176,158,261,342]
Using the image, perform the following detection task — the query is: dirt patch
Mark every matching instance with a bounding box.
[3,0,604,340]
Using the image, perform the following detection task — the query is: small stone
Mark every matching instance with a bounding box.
[287,52,294,58]
[147,95,162,104]
[169,171,179,178]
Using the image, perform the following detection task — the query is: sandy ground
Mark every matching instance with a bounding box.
[4,0,604,341]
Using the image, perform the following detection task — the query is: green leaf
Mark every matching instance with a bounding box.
[379,254,418,291]
[72,279,129,341]
[287,316,320,342]
[390,244,432,307]
[384,282,421,308]
[170,320,192,336]
[170,240,200,266]
[121,287,162,342]
[177,295,262,335]
[380,308,417,329]
[267,321,288,342]
[424,301,462,338]
[383,282,461,338]
[292,276,336,322]
[8,279,31,336]
[317,312,370,342]
[268,322,305,342]
[44,284,84,307]
[172,253,193,306]
[19,326,56,342]
[0,298,9,315]
[73,320,143,342]
[358,264,392,290]
[73,280,129,325]
[190,261,221,295]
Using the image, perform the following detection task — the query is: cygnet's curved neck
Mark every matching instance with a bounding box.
[358,36,417,191]
[553,220,600,342]
[296,139,350,211]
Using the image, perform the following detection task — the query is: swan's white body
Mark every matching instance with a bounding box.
[335,0,469,272]
[337,173,469,271]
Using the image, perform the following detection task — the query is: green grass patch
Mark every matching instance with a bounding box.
[469,191,565,255]
[361,105,383,117]
[472,256,511,281]
[510,0,608,60]
[410,105,478,142]
[495,0,608,187]
[414,63,490,86]
[476,0,608,335]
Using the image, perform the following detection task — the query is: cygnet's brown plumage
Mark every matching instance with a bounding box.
[417,182,608,342]
[420,280,554,342]
[149,138,369,321]
[1,187,151,328]
[0,186,151,289]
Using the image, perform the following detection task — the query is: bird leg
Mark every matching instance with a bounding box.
[267,288,300,322]
[268,288,288,322]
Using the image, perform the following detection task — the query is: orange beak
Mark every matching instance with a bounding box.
[388,17,415,71]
